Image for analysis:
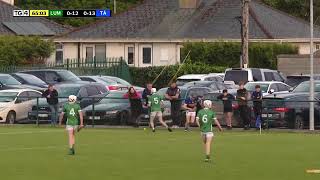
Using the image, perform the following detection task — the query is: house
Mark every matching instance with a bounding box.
[0,0,70,64]
[53,0,320,67]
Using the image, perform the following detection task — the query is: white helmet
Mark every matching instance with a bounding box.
[203,100,212,109]
[151,88,157,94]
[68,95,77,104]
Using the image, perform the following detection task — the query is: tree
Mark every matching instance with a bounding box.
[0,36,55,66]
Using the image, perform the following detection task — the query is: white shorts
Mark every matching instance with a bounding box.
[186,111,196,117]
[201,132,214,138]
[66,125,78,131]
[150,111,162,118]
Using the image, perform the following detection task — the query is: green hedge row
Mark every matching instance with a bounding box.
[181,42,298,69]
[130,63,226,89]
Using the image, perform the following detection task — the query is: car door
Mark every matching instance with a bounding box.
[269,84,279,94]
[14,91,31,120]
[81,86,102,108]
[276,83,290,94]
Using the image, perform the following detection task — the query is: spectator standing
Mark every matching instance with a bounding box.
[237,82,250,130]
[217,89,235,130]
[42,84,59,126]
[165,82,181,128]
[183,93,197,131]
[142,83,153,107]
[251,85,263,130]
[126,87,143,127]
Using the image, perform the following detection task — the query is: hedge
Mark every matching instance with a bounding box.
[130,63,226,89]
[181,42,298,69]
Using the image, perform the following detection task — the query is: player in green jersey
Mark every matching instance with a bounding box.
[59,95,84,155]
[148,88,172,132]
[196,100,222,162]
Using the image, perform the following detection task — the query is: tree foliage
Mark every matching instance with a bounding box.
[0,36,55,66]
[15,0,142,27]
[181,42,298,69]
[262,0,320,25]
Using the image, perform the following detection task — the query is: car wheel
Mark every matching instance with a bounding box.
[294,115,304,129]
[120,111,129,125]
[6,111,16,124]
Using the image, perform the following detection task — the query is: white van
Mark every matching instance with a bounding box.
[224,68,285,85]
[176,73,224,86]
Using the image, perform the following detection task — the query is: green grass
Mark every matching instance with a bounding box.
[0,126,319,180]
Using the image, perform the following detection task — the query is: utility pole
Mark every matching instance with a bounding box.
[310,0,315,131]
[114,0,117,14]
[241,0,250,68]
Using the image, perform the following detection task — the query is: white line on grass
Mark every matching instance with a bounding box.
[0,130,62,135]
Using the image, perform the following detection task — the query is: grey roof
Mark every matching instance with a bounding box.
[60,0,320,39]
[0,1,70,36]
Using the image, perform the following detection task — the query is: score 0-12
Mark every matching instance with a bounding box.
[66,10,79,16]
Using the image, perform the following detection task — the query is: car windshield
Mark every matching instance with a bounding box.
[245,83,269,93]
[56,71,81,81]
[98,77,118,85]
[0,75,21,85]
[293,81,320,93]
[285,76,310,87]
[100,91,129,103]
[0,92,18,102]
[56,86,81,97]
[224,70,248,84]
[107,76,131,86]
[15,73,47,85]
[176,79,201,86]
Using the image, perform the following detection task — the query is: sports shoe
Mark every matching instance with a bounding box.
[68,148,75,155]
[226,126,232,130]
[184,128,189,132]
[152,129,156,133]
[168,128,173,132]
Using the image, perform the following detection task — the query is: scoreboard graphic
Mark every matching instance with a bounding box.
[13,9,112,17]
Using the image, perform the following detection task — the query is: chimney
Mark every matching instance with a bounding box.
[179,0,201,9]
[1,0,14,5]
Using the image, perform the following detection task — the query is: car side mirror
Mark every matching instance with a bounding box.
[269,89,275,94]
[15,99,22,104]
[289,87,294,92]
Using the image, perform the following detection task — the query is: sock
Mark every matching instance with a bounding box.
[206,155,210,159]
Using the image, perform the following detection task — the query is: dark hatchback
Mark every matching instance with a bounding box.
[19,69,82,84]
[262,81,320,129]
[28,83,107,122]
[11,73,48,88]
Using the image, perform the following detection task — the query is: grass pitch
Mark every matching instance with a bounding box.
[0,126,319,180]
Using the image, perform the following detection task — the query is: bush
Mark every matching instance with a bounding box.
[130,63,226,89]
[0,36,55,66]
[181,42,298,69]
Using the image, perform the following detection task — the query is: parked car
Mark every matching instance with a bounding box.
[291,80,320,93]
[19,69,82,84]
[0,74,45,92]
[224,68,285,85]
[79,76,118,91]
[262,93,320,129]
[182,81,237,94]
[28,83,108,122]
[285,74,320,88]
[0,89,42,124]
[11,73,48,88]
[244,81,291,96]
[176,74,224,86]
[100,76,143,91]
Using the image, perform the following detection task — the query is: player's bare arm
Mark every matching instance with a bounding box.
[214,118,223,131]
[196,117,200,127]
[79,111,84,127]
[59,112,65,126]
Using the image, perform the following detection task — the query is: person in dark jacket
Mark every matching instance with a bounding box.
[126,87,143,127]
[251,85,263,130]
[237,82,250,130]
[165,82,181,128]
[217,89,235,130]
[42,84,59,126]
[142,83,153,107]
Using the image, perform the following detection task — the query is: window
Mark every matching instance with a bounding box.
[143,47,151,64]
[55,43,63,64]
[86,86,100,96]
[187,88,210,97]
[264,72,274,81]
[45,72,59,83]
[78,88,88,98]
[208,84,219,91]
[224,70,248,84]
[270,84,279,92]
[86,47,94,63]
[80,77,95,82]
[28,91,42,99]
[316,44,320,50]
[277,83,290,91]
[128,47,134,65]
[95,44,106,62]
[273,72,283,82]
[17,92,29,102]
[252,69,262,81]
[160,48,168,61]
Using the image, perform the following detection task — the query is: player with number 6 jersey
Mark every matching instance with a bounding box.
[59,95,84,155]
[196,100,222,162]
